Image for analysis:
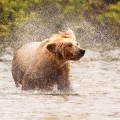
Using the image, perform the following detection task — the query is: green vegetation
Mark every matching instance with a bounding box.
[0,0,120,41]
[0,0,39,40]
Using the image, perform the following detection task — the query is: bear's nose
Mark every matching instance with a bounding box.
[80,49,85,55]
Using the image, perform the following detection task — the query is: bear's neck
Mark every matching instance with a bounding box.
[55,56,71,69]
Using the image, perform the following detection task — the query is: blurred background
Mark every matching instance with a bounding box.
[0,0,120,50]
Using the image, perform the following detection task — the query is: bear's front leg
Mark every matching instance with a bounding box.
[57,63,73,93]
[57,79,72,92]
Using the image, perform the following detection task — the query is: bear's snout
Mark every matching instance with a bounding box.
[74,49,85,60]
[80,49,85,55]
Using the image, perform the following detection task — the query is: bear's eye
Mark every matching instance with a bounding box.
[76,43,79,45]
[68,43,72,47]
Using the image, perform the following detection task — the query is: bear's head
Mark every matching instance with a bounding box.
[46,30,85,61]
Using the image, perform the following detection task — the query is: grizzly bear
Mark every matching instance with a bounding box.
[12,30,85,92]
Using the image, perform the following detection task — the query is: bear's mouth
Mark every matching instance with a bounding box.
[67,53,78,60]
[65,49,85,60]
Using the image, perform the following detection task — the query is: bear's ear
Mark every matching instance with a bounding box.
[46,43,56,52]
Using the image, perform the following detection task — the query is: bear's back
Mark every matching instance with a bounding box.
[13,42,41,71]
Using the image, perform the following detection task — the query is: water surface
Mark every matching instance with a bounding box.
[0,46,120,120]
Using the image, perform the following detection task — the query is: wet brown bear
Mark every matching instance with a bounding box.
[12,30,85,92]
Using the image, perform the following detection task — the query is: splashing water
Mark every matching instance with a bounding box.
[0,18,120,120]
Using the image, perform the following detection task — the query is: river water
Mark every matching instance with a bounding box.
[0,43,120,120]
